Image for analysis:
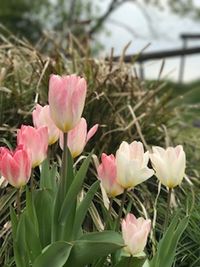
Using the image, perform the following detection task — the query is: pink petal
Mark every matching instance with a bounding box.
[86,124,98,142]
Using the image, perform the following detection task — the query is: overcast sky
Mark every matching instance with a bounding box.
[97,1,200,82]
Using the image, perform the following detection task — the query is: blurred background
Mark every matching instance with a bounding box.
[1,0,200,82]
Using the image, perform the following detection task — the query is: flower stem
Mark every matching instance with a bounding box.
[61,132,68,193]
[116,189,127,231]
[105,197,113,229]
[16,187,22,215]
[30,170,34,193]
[164,187,172,231]
[128,255,133,267]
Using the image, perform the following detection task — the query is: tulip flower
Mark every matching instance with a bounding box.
[150,145,186,188]
[32,104,60,145]
[97,153,124,197]
[0,145,31,188]
[116,141,154,189]
[59,118,98,158]
[48,74,87,132]
[17,125,48,168]
[122,213,151,256]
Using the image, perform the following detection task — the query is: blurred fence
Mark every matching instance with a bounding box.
[112,33,200,83]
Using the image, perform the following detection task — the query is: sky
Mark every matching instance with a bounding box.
[97,0,200,82]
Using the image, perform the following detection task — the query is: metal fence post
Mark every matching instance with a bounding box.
[179,37,187,84]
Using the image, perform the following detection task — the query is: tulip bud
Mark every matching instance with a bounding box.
[97,153,124,197]
[17,125,48,168]
[150,145,186,188]
[0,145,31,188]
[122,213,151,256]
[48,74,87,132]
[59,118,98,158]
[32,104,60,145]
[116,141,154,189]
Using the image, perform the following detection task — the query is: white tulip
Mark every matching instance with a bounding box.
[116,141,154,189]
[150,145,186,188]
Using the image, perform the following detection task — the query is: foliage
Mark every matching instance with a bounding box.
[9,157,123,267]
[0,0,101,43]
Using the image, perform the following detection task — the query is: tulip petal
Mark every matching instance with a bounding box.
[86,124,98,142]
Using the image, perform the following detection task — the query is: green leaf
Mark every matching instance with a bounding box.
[13,243,26,267]
[33,241,72,267]
[24,212,42,263]
[10,207,24,267]
[73,180,100,238]
[10,206,18,238]
[79,231,124,243]
[150,213,189,267]
[65,231,124,267]
[25,187,39,235]
[51,147,74,241]
[115,256,146,267]
[59,152,92,224]
[15,213,29,267]
[40,158,50,189]
[34,189,54,247]
[60,201,77,241]
[40,159,57,193]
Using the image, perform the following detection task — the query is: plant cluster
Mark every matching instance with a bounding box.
[0,73,190,267]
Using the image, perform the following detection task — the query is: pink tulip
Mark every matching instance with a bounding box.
[122,213,151,256]
[32,104,60,145]
[59,118,98,158]
[0,145,31,188]
[48,74,87,132]
[97,153,124,197]
[17,125,48,168]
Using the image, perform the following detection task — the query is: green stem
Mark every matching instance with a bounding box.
[116,189,127,231]
[16,187,22,215]
[47,145,52,162]
[105,197,113,230]
[61,132,68,195]
[128,255,133,267]
[164,187,172,231]
[151,181,161,255]
[30,170,34,193]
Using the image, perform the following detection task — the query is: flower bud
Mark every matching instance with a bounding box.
[122,213,151,256]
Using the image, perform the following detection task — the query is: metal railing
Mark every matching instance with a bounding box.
[112,33,200,83]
